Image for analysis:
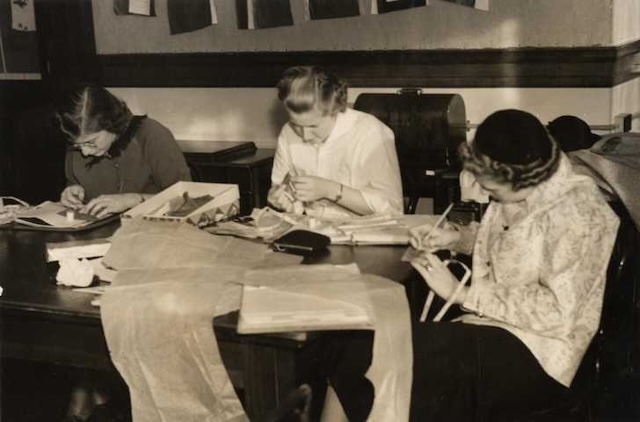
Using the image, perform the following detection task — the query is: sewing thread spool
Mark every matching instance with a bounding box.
[65,209,75,223]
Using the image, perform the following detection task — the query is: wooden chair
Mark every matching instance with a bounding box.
[517,201,640,421]
[353,91,466,214]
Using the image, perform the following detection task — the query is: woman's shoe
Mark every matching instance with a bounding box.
[65,386,93,422]
[88,402,129,422]
[63,416,88,422]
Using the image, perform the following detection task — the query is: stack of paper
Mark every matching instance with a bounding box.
[46,238,112,262]
[237,285,373,334]
[333,214,441,245]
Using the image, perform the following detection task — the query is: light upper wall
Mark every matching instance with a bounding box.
[110,86,617,147]
[101,0,639,146]
[612,0,640,45]
[93,0,616,54]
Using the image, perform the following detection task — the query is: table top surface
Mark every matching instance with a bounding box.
[0,220,413,323]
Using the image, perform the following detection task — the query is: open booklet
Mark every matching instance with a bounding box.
[237,285,373,335]
[6,200,118,231]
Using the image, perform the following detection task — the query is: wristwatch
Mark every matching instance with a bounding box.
[334,183,344,203]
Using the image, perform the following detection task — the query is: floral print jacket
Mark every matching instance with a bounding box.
[457,156,619,387]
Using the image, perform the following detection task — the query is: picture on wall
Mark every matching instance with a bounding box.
[113,0,156,16]
[0,0,40,74]
[237,0,294,30]
[373,0,427,15]
[305,0,360,21]
[441,0,489,11]
[167,0,217,34]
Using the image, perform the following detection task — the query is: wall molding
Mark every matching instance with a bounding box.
[79,40,640,89]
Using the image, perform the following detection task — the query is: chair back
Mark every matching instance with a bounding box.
[526,200,640,421]
[354,90,466,213]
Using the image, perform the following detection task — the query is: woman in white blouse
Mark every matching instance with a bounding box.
[405,109,620,421]
[323,109,620,422]
[268,66,403,218]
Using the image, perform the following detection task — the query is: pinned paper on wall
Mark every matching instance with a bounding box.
[167,0,218,34]
[237,0,293,30]
[113,0,156,16]
[10,0,36,31]
[442,0,489,11]
[371,0,427,15]
[303,0,361,21]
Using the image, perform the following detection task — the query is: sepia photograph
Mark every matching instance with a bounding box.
[1,0,639,421]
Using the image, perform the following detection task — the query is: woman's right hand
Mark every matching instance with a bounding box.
[267,184,296,213]
[409,222,461,252]
[60,185,85,209]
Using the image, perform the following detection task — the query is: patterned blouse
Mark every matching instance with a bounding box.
[456,155,619,387]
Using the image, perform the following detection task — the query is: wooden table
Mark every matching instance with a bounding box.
[0,221,416,420]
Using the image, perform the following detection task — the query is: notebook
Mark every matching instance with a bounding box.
[237,285,373,335]
[9,201,118,231]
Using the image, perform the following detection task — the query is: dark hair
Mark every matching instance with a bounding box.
[56,85,133,143]
[547,115,601,152]
[276,66,348,115]
[460,109,561,191]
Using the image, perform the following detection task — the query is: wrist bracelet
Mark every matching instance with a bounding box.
[334,183,344,203]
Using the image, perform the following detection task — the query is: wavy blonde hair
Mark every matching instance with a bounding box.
[277,66,348,116]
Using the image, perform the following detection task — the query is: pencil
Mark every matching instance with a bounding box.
[418,202,454,249]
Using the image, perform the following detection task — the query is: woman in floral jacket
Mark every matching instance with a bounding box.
[407,109,620,421]
[324,109,620,422]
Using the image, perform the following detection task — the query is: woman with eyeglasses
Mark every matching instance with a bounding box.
[322,109,620,422]
[58,85,191,217]
[56,85,191,422]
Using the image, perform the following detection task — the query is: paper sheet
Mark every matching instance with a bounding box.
[100,219,412,421]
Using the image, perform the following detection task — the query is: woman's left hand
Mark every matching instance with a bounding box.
[290,176,336,202]
[411,254,468,304]
[80,193,143,218]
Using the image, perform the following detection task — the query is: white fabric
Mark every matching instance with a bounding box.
[459,156,620,386]
[569,132,640,230]
[271,108,403,218]
[100,219,412,421]
[242,264,413,422]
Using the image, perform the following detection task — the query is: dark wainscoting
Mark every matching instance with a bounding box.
[69,40,640,89]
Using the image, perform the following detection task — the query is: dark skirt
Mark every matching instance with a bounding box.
[326,322,569,422]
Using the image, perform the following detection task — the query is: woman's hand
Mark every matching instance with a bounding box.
[411,254,468,304]
[80,193,142,218]
[60,185,85,209]
[268,184,296,213]
[409,222,461,252]
[290,176,336,202]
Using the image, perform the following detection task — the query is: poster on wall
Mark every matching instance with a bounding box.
[372,0,428,15]
[10,0,35,31]
[167,0,218,35]
[113,0,156,16]
[304,0,361,21]
[237,0,294,30]
[441,0,489,11]
[0,0,40,74]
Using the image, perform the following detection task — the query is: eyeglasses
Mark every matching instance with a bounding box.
[68,131,115,151]
[70,138,99,150]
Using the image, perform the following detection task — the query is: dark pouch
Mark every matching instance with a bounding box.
[271,230,331,256]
